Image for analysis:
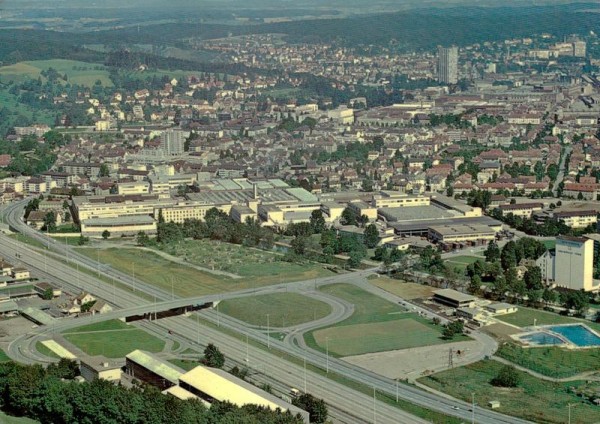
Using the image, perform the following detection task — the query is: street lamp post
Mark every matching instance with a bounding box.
[471,392,475,424]
[266,314,270,349]
[303,348,307,393]
[326,337,329,374]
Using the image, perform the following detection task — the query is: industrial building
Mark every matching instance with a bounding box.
[178,366,310,423]
[125,349,184,391]
[428,224,497,244]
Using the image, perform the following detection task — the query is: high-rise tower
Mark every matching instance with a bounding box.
[437,46,458,84]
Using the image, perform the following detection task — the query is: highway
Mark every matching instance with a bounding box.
[1,198,531,423]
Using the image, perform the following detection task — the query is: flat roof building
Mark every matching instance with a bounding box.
[125,349,184,391]
[433,289,476,308]
[428,224,496,243]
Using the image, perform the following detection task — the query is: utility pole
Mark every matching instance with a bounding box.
[245,333,249,365]
[303,348,307,393]
[396,379,399,402]
[373,386,376,424]
[132,262,136,292]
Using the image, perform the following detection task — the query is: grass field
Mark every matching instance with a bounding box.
[218,293,332,327]
[0,349,10,362]
[496,342,600,378]
[496,306,600,332]
[543,240,556,250]
[305,284,462,357]
[369,277,435,300]
[76,245,333,297]
[168,358,201,372]
[63,320,165,358]
[0,88,55,126]
[35,342,60,359]
[160,239,333,281]
[444,255,482,272]
[0,59,113,87]
[0,411,40,424]
[420,360,600,424]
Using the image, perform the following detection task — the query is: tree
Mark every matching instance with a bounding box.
[468,275,482,295]
[340,207,358,226]
[442,320,464,340]
[203,343,225,368]
[563,290,590,315]
[491,365,521,388]
[77,235,89,246]
[309,209,326,234]
[291,235,308,256]
[347,250,364,269]
[99,163,110,177]
[136,231,150,246]
[484,241,501,263]
[292,393,328,424]
[101,230,111,240]
[363,224,379,248]
[42,211,57,232]
[524,266,543,291]
[501,241,518,270]
[41,287,53,300]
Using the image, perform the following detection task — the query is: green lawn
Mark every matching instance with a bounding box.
[444,255,481,272]
[63,320,165,358]
[0,411,40,424]
[218,293,332,327]
[0,59,113,87]
[305,284,462,357]
[35,342,60,359]
[496,306,600,332]
[0,349,10,363]
[76,245,333,297]
[496,342,600,378]
[420,360,600,424]
[168,359,200,372]
[543,240,556,250]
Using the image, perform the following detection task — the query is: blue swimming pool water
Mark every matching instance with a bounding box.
[548,325,600,347]
[520,332,564,345]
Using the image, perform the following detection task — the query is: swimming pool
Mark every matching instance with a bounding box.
[547,324,600,347]
[519,332,564,346]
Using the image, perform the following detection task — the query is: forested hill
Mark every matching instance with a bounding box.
[1,3,600,66]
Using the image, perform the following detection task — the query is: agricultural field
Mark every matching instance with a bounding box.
[62,320,165,358]
[305,284,462,357]
[160,239,332,281]
[0,59,113,86]
[369,277,435,300]
[218,293,332,327]
[77,243,334,297]
[496,342,600,378]
[420,360,600,424]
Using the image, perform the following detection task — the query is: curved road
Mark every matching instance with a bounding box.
[1,199,529,424]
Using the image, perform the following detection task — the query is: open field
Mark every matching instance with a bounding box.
[218,293,332,327]
[420,360,600,424]
[160,239,333,281]
[62,319,165,358]
[444,255,481,272]
[305,284,463,356]
[369,277,435,300]
[0,88,55,125]
[496,306,600,332]
[76,246,334,297]
[0,59,113,86]
[313,317,460,357]
[496,342,600,378]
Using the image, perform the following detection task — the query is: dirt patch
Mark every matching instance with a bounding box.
[370,278,434,300]
[342,340,482,380]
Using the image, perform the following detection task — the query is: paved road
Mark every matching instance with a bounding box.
[1,199,531,424]
[552,145,571,196]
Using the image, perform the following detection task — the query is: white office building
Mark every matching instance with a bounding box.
[160,129,189,155]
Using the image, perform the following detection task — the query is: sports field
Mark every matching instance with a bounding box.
[218,293,332,327]
[76,245,333,297]
[0,59,113,86]
[420,360,600,424]
[62,320,165,358]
